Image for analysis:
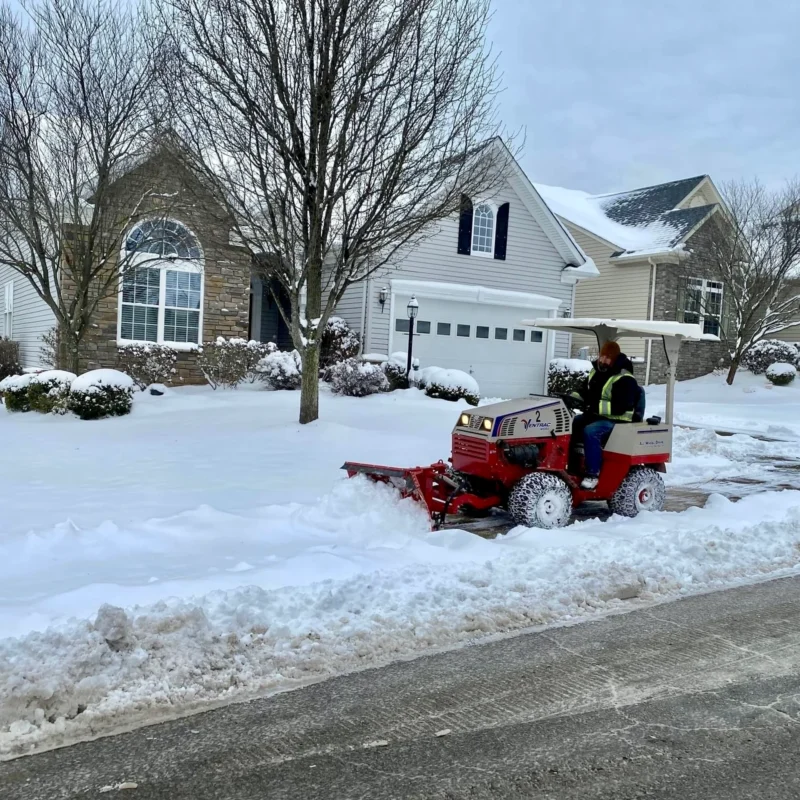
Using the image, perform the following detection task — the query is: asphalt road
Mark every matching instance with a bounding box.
[5,575,800,799]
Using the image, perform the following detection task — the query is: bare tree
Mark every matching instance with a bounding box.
[165,0,509,423]
[0,0,171,372]
[690,178,800,384]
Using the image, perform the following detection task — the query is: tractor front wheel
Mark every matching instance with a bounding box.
[508,473,573,529]
[609,467,666,517]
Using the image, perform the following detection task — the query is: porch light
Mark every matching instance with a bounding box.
[378,286,388,311]
[407,295,419,319]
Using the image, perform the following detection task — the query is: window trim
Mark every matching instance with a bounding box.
[3,280,12,339]
[682,277,723,336]
[470,200,497,258]
[117,220,205,349]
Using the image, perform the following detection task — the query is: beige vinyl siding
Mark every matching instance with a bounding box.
[568,224,651,362]
[347,173,576,360]
[778,323,800,343]
[332,282,365,338]
[0,266,55,369]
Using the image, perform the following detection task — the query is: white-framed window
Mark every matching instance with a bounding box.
[683,277,723,336]
[3,281,12,338]
[117,219,204,348]
[471,202,495,256]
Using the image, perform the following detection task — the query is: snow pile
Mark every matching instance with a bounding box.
[0,372,35,393]
[71,369,135,393]
[3,487,800,755]
[549,358,592,372]
[418,367,480,404]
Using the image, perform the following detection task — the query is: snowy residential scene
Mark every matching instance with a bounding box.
[2,1,800,799]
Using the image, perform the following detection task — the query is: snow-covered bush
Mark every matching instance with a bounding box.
[320,316,360,369]
[27,370,76,414]
[419,367,479,405]
[0,337,21,382]
[547,358,592,397]
[327,358,389,397]
[0,372,35,412]
[68,369,134,420]
[244,341,277,383]
[197,337,262,389]
[742,339,798,375]
[382,360,409,391]
[116,344,178,390]
[257,349,302,390]
[766,362,796,386]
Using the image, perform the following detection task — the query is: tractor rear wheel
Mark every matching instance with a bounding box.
[508,473,573,529]
[609,467,666,517]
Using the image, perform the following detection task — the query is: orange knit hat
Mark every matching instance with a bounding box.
[599,340,621,360]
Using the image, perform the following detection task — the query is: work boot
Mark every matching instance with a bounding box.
[580,476,599,490]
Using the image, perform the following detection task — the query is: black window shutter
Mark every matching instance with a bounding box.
[494,202,510,260]
[457,195,473,255]
[675,276,687,322]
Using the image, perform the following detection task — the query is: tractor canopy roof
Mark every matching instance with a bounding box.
[523,317,718,345]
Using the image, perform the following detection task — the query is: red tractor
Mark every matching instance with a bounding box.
[344,318,714,529]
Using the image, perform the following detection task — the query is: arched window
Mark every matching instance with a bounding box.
[471,202,495,255]
[119,219,204,347]
[125,219,202,260]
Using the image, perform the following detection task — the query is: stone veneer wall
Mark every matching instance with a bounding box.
[63,152,252,384]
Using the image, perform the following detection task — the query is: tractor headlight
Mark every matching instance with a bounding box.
[482,418,493,432]
[459,413,470,427]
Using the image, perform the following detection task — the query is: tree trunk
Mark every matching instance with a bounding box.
[299,344,320,424]
[726,357,740,385]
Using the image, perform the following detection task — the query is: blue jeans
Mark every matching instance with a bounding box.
[572,415,616,477]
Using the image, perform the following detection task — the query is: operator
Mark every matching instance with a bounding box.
[570,340,640,490]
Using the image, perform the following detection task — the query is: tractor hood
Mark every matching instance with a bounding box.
[455,396,572,441]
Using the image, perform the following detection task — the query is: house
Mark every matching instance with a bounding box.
[536,176,729,383]
[1,141,599,397]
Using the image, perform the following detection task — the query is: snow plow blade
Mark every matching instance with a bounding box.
[341,460,500,529]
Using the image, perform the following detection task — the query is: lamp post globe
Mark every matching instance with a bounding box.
[406,295,419,378]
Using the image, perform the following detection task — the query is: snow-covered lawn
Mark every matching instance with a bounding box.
[2,371,800,757]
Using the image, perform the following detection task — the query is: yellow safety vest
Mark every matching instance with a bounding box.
[587,368,635,422]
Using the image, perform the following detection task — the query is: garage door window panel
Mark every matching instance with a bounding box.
[495,327,508,340]
[457,324,470,337]
[437,323,451,336]
[531,330,543,343]
[395,318,410,332]
[476,326,489,339]
[513,329,525,342]
[417,321,431,334]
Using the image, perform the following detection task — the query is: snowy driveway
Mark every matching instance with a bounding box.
[2,374,800,756]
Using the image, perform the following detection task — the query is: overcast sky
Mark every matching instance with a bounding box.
[487,0,800,195]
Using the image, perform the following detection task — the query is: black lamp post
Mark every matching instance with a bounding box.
[406,295,419,378]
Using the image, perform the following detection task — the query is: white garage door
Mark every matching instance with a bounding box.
[391,292,551,399]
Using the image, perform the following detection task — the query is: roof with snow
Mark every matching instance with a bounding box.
[536,176,719,260]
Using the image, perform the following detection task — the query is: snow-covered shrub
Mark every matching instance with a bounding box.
[116,344,178,390]
[547,358,592,396]
[382,360,409,391]
[68,369,134,420]
[419,367,479,405]
[257,349,302,390]
[327,358,389,397]
[766,362,796,386]
[0,372,35,412]
[27,370,76,414]
[197,337,260,389]
[742,339,798,375]
[244,341,277,383]
[0,337,21,382]
[320,316,360,369]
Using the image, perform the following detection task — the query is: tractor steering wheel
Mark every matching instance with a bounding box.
[554,392,586,412]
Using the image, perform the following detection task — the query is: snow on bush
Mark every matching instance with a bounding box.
[257,349,302,390]
[547,358,592,397]
[419,367,479,405]
[327,358,389,397]
[116,344,178,390]
[27,370,76,414]
[320,316,360,369]
[0,372,36,412]
[0,337,21,382]
[766,362,796,386]
[68,369,134,420]
[742,339,798,375]
[382,360,409,391]
[198,338,274,389]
